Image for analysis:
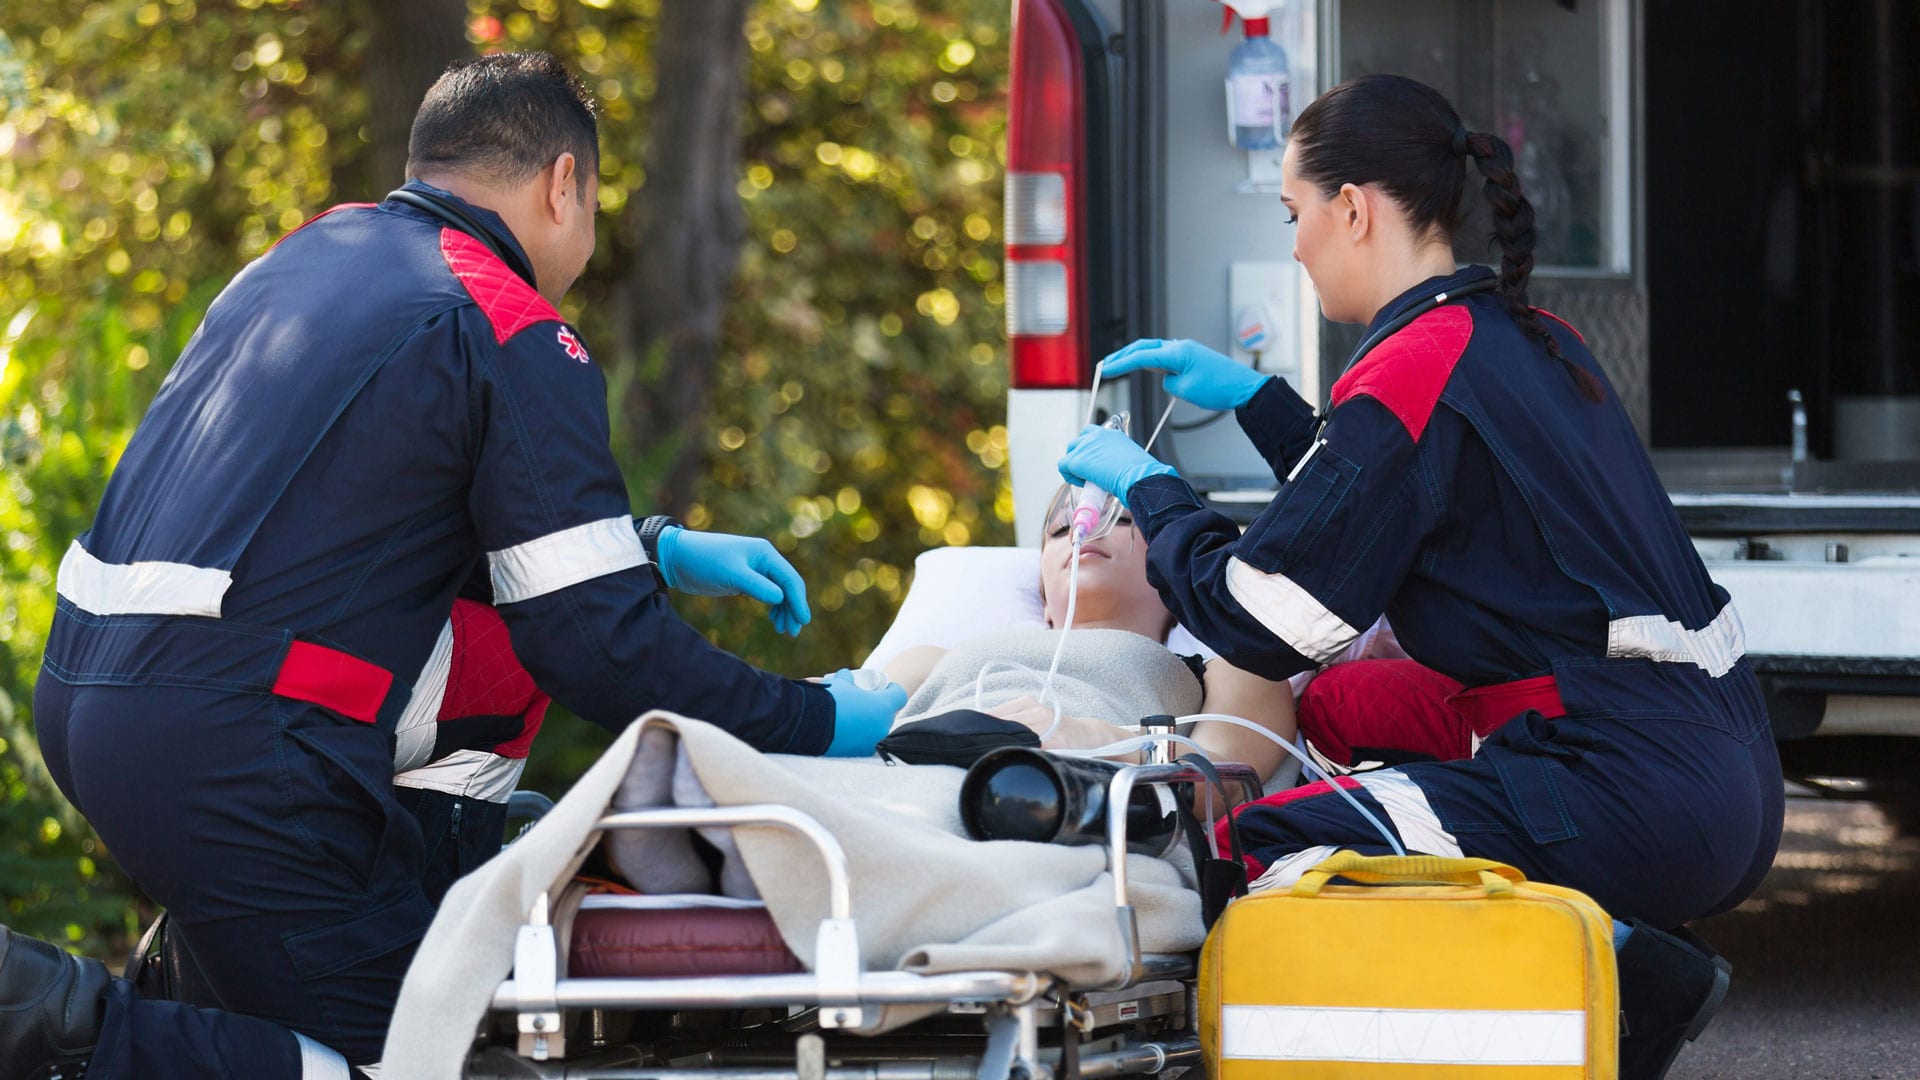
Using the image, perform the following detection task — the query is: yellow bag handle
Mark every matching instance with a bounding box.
[1289,850,1524,898]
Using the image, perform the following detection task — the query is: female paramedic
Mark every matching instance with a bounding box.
[1056,74,1782,1080]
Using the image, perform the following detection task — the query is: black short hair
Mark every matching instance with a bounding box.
[406,52,599,197]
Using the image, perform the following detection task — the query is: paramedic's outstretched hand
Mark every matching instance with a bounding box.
[821,669,907,757]
[1057,425,1176,510]
[1100,338,1270,412]
[656,528,811,637]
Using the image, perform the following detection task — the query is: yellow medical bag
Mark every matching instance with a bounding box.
[1199,851,1618,1078]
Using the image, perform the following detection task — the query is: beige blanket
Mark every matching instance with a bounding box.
[899,626,1203,726]
[384,712,1204,1078]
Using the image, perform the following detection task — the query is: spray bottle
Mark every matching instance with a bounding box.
[1220,0,1291,151]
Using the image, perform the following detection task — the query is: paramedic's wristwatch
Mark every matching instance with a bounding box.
[634,514,684,565]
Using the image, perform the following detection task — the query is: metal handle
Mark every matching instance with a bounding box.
[596,804,853,919]
[1102,760,1259,986]
[1104,761,1258,907]
[592,804,865,1027]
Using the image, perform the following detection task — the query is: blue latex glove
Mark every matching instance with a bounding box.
[1055,424,1177,509]
[656,527,811,637]
[1099,338,1272,412]
[821,669,907,757]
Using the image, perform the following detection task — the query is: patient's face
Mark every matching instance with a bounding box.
[1039,492,1168,637]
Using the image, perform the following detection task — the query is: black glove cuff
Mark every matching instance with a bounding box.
[634,514,685,564]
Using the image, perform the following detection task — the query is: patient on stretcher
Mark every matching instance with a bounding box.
[881,485,1298,783]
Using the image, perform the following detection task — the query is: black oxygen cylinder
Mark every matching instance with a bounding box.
[958,748,1182,858]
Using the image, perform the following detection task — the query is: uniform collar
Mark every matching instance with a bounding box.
[386,179,538,286]
[1361,264,1497,340]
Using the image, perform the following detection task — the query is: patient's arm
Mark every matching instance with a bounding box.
[1191,659,1299,783]
[986,695,1127,753]
[882,645,950,697]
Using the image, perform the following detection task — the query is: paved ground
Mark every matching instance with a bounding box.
[1669,796,1920,1079]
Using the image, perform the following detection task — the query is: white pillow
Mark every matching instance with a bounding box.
[860,546,1217,673]
[860,546,1404,702]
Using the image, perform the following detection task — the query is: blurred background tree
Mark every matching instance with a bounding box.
[0,0,1011,956]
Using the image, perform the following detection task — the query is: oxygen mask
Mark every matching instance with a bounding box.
[1068,411,1131,545]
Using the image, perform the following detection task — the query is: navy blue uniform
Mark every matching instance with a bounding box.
[1133,266,1783,929]
[33,183,835,1078]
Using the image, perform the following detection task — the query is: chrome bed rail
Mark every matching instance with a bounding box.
[488,759,1253,1078]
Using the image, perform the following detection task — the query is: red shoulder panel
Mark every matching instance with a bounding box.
[439,228,559,345]
[1329,304,1474,442]
[1533,307,1586,343]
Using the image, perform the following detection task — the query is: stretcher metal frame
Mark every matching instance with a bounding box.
[469,760,1260,1080]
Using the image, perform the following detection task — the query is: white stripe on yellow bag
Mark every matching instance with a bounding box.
[1221,1005,1587,1067]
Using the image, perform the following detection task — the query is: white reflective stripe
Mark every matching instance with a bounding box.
[392,619,455,774]
[487,516,647,605]
[1355,771,1462,858]
[393,748,526,803]
[1606,602,1745,677]
[294,1032,353,1080]
[1224,557,1361,664]
[1220,1004,1586,1066]
[54,540,231,618]
[1246,844,1343,893]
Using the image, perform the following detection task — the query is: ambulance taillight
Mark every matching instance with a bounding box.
[1004,0,1089,391]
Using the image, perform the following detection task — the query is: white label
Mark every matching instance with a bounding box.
[1230,73,1286,128]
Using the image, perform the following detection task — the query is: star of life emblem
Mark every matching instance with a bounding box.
[557,326,589,364]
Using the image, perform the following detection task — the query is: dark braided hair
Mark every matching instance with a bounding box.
[1291,74,1604,403]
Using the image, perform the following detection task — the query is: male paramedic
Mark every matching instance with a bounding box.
[0,52,906,1080]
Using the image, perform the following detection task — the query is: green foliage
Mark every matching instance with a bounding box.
[1,0,1011,957]
[693,0,1012,663]
[1,0,367,952]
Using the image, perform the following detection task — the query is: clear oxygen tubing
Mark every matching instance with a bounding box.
[1050,721,1404,857]
[1072,358,1178,549]
[1038,540,1080,737]
[972,659,1064,737]
[1175,714,1405,856]
[970,360,1185,742]
[960,563,1078,739]
[1085,358,1180,457]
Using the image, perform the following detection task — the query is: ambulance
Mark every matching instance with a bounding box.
[999,0,1920,821]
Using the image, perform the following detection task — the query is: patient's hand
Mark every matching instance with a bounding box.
[988,696,1128,754]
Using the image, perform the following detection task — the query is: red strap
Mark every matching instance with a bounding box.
[272,640,394,724]
[1446,674,1566,737]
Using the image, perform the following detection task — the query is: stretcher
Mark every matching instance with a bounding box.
[461,756,1260,1080]
[427,543,1298,1078]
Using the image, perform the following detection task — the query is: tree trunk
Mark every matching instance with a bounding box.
[361,0,473,192]
[618,0,752,516]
